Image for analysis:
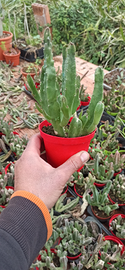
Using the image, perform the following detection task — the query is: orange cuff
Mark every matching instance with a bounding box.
[11,191,52,240]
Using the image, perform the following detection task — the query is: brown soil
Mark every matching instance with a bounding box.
[42,125,59,136]
[104,68,125,89]
[92,205,114,219]
[4,48,19,56]
[75,184,85,196]
[109,191,125,205]
[0,33,11,39]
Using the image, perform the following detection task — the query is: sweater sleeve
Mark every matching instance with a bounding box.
[0,190,52,270]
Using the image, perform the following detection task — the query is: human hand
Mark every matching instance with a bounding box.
[14,134,89,209]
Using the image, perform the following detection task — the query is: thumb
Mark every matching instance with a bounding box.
[56,151,90,184]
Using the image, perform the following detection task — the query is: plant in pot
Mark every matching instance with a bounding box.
[86,180,119,222]
[108,174,125,207]
[31,227,68,270]
[3,46,20,66]
[109,214,125,242]
[99,117,121,138]
[77,84,91,110]
[27,27,104,168]
[87,153,114,187]
[21,63,40,79]
[0,165,14,211]
[0,0,13,61]
[101,134,119,155]
[105,150,125,175]
[72,171,94,198]
[56,218,95,260]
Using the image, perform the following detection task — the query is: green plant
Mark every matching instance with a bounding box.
[110,174,125,203]
[79,84,89,102]
[88,153,114,184]
[101,134,119,154]
[86,238,125,270]
[54,193,79,213]
[105,150,125,172]
[23,63,39,73]
[26,34,42,47]
[86,180,119,216]
[27,27,104,138]
[56,219,94,256]
[109,215,125,239]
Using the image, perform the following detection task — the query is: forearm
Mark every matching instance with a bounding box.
[0,191,52,270]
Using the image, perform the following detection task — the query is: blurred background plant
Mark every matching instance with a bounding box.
[1,0,125,69]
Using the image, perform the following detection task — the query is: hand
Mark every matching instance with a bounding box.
[14,134,89,209]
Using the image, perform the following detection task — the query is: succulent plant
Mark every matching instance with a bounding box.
[88,239,125,270]
[110,174,125,203]
[100,117,121,137]
[54,193,79,213]
[79,84,89,102]
[101,134,119,153]
[0,162,14,187]
[109,215,125,239]
[72,171,94,189]
[88,153,114,184]
[56,219,95,256]
[105,150,125,173]
[86,181,119,216]
[27,27,104,137]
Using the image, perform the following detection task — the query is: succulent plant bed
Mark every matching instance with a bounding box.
[1,28,125,270]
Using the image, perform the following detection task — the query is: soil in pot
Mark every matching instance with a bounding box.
[22,66,40,79]
[91,205,114,222]
[41,253,60,270]
[108,191,125,206]
[74,183,85,197]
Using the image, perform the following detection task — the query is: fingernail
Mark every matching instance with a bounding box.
[80,151,90,163]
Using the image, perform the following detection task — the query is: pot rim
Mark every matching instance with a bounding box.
[39,120,96,144]
[108,194,125,206]
[91,205,114,221]
[0,31,13,41]
[109,214,125,240]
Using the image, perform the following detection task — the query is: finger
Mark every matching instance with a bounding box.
[26,133,44,156]
[56,151,90,185]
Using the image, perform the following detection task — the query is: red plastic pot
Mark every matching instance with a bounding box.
[61,185,68,195]
[103,235,125,255]
[5,163,12,174]
[94,182,106,188]
[109,214,125,243]
[113,169,122,177]
[74,183,83,198]
[108,194,125,207]
[67,252,82,260]
[77,97,91,110]
[39,120,95,168]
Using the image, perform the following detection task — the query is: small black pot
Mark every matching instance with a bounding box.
[20,46,44,62]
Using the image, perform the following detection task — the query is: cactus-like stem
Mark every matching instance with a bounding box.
[28,27,104,137]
